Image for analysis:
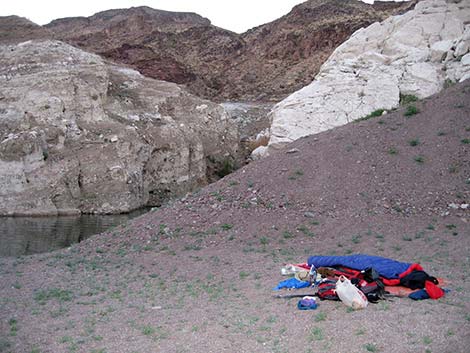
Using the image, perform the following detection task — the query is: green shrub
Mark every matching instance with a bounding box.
[356,109,385,122]
[414,155,425,164]
[400,94,418,105]
[404,105,419,116]
[216,159,234,178]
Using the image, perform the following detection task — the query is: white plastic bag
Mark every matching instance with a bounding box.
[335,275,368,310]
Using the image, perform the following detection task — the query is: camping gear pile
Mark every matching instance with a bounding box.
[274,254,446,310]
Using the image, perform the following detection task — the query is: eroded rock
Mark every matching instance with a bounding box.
[0,40,238,215]
[257,0,470,155]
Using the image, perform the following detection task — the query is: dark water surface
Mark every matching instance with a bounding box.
[0,209,149,257]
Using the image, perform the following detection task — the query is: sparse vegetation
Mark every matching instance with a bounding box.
[408,138,420,146]
[216,158,235,178]
[221,223,233,231]
[357,109,385,122]
[9,318,18,336]
[364,343,378,352]
[414,155,425,164]
[400,94,418,105]
[423,336,432,345]
[34,288,73,304]
[309,327,324,341]
[404,105,419,116]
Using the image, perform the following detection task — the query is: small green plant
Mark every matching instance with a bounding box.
[282,230,294,239]
[221,223,233,231]
[356,328,366,336]
[414,155,425,164]
[0,339,11,351]
[142,325,155,336]
[388,147,398,155]
[59,336,74,343]
[426,224,435,230]
[461,138,470,144]
[437,131,446,136]
[9,318,18,336]
[352,234,362,244]
[309,327,324,341]
[314,312,327,322]
[239,271,249,279]
[404,105,419,116]
[288,169,304,180]
[216,158,234,178]
[408,138,420,147]
[259,237,269,245]
[34,288,73,304]
[364,343,378,352]
[357,109,385,122]
[423,336,432,345]
[297,225,315,237]
[184,244,202,251]
[400,94,418,105]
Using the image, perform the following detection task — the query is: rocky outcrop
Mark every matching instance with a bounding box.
[256,0,470,155]
[40,1,414,102]
[0,16,51,44]
[0,40,238,216]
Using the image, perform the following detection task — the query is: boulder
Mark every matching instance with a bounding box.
[256,0,470,154]
[0,40,239,215]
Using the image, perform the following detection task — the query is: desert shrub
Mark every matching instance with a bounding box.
[404,105,419,116]
[400,94,418,105]
[356,109,385,122]
[216,158,234,178]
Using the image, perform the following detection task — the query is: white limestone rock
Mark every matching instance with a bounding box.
[0,40,239,215]
[260,0,470,153]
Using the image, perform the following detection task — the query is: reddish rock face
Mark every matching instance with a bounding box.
[37,1,415,102]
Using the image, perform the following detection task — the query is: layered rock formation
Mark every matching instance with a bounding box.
[255,0,470,156]
[0,40,238,216]
[42,1,414,101]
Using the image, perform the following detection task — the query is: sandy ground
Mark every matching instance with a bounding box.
[0,81,469,353]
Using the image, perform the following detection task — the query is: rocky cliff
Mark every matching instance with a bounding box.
[0,40,239,216]
[255,0,470,156]
[42,1,414,101]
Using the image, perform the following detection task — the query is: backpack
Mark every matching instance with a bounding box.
[316,279,340,301]
[358,279,386,303]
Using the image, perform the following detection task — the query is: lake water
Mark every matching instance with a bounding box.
[0,209,149,257]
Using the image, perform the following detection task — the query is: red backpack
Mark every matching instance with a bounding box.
[316,279,339,300]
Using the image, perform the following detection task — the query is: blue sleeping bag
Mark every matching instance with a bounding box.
[307,254,412,279]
